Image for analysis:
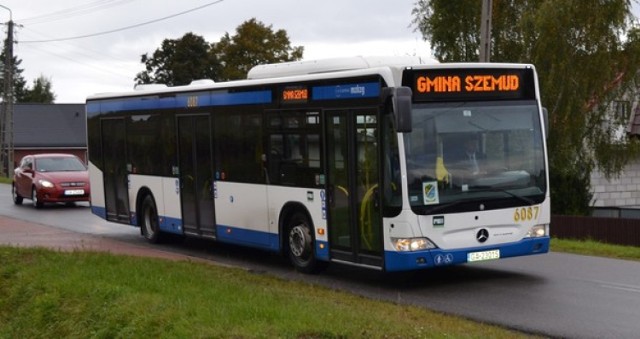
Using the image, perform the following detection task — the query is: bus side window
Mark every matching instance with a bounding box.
[269,134,303,185]
[268,134,284,184]
[267,110,322,188]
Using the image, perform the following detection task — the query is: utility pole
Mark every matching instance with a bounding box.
[0,5,13,177]
[479,0,492,62]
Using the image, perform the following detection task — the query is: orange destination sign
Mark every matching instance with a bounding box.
[404,68,535,102]
[416,74,520,94]
[282,86,309,103]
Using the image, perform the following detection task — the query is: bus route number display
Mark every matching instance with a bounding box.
[406,68,535,102]
[281,86,309,103]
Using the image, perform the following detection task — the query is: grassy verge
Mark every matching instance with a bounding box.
[0,177,11,184]
[0,247,535,338]
[551,238,640,262]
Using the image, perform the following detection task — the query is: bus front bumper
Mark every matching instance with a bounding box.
[383,236,550,272]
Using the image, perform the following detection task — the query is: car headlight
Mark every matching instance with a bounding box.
[526,224,547,238]
[391,237,437,251]
[38,179,54,188]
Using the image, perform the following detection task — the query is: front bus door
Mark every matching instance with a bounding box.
[177,115,216,238]
[326,109,383,268]
[101,118,130,223]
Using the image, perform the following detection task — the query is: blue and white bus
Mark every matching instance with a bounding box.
[87,56,549,273]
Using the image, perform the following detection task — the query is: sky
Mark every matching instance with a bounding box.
[0,0,432,103]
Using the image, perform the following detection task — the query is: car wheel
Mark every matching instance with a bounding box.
[141,195,162,243]
[286,212,326,273]
[12,183,23,205]
[31,186,43,209]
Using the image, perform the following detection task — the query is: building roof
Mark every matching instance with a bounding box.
[13,103,86,148]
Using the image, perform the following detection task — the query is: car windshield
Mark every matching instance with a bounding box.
[404,100,546,214]
[35,157,86,172]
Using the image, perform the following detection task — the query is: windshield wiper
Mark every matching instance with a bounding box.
[422,187,536,215]
[424,198,480,215]
[470,187,536,205]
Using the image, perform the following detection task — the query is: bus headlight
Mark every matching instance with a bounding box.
[391,237,437,252]
[526,224,547,238]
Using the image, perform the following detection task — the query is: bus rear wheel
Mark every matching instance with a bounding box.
[287,212,324,273]
[141,195,162,243]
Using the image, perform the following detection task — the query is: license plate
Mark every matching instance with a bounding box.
[65,189,85,196]
[467,249,500,262]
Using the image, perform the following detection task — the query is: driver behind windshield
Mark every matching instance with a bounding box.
[444,134,483,178]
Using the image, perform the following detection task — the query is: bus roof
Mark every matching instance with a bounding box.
[86,56,432,101]
[407,62,536,71]
[246,56,428,79]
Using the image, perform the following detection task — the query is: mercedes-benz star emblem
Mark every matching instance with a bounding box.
[476,229,489,243]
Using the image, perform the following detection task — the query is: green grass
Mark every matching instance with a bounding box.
[0,246,534,339]
[0,176,12,184]
[551,238,640,262]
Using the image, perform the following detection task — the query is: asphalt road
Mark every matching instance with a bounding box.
[1,183,639,338]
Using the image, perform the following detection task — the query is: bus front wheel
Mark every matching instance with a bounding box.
[141,195,162,244]
[287,212,324,273]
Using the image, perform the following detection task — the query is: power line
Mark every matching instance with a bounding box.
[19,0,224,43]
[20,26,133,64]
[18,0,135,26]
[19,42,134,81]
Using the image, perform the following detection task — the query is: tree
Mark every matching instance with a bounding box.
[1,41,55,103]
[135,32,219,86]
[413,0,640,215]
[211,18,303,81]
[22,75,56,103]
[136,19,303,85]
[411,0,482,62]
[0,47,28,102]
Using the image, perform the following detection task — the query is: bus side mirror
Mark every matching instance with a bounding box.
[384,87,413,133]
[542,107,549,139]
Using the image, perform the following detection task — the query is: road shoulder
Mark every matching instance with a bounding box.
[0,215,203,263]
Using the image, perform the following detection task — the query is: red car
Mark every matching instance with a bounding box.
[12,153,91,208]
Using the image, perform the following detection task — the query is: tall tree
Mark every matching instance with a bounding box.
[211,18,304,81]
[22,75,56,103]
[135,32,219,86]
[412,0,481,62]
[0,47,28,102]
[413,0,640,215]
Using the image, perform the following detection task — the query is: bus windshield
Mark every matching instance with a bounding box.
[404,100,546,214]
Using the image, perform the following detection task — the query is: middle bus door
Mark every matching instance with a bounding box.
[177,114,216,238]
[325,109,383,268]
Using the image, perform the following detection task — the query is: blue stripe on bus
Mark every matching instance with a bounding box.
[159,216,183,234]
[86,102,101,115]
[216,225,280,252]
[87,90,272,114]
[180,90,272,107]
[315,240,329,261]
[92,204,329,262]
[383,237,550,272]
[312,82,380,100]
[91,205,182,235]
[91,205,107,219]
